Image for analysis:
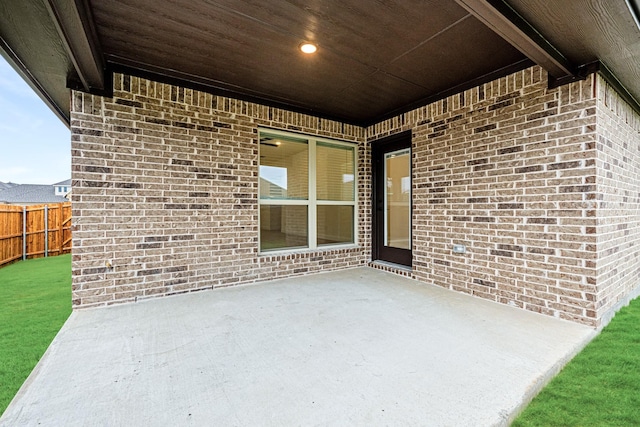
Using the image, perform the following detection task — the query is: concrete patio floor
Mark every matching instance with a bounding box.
[1,267,595,426]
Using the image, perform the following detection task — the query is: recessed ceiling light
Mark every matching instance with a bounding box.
[299,43,317,54]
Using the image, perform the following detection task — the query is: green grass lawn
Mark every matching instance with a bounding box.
[0,255,71,416]
[513,296,640,426]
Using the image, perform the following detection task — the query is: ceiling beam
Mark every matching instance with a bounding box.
[454,0,576,78]
[44,0,104,92]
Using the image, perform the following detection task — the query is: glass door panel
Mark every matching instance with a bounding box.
[385,149,411,250]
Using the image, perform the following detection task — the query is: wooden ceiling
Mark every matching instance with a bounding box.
[1,0,639,126]
[89,0,528,124]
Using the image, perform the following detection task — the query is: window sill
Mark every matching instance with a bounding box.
[258,243,361,258]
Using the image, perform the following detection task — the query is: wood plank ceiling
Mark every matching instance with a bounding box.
[1,0,639,126]
[89,0,527,124]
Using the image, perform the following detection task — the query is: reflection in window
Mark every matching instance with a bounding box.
[259,134,308,200]
[401,176,410,194]
[259,166,287,198]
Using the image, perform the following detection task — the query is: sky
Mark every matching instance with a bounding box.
[0,55,70,185]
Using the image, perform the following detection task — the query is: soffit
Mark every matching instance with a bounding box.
[87,0,528,124]
[506,0,640,100]
[0,0,72,123]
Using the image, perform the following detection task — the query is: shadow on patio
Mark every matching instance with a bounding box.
[1,267,594,426]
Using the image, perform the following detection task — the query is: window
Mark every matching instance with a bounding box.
[259,129,357,252]
[54,186,69,196]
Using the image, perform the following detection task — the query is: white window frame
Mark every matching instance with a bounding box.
[258,128,358,253]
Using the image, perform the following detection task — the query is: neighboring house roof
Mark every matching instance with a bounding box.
[0,184,69,204]
[259,177,286,199]
[0,181,19,191]
[54,179,72,186]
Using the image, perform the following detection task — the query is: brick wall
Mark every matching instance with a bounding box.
[71,67,640,327]
[368,66,601,325]
[595,75,640,326]
[71,74,368,308]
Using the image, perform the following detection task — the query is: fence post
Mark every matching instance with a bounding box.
[22,206,26,260]
[44,205,49,257]
[57,203,62,254]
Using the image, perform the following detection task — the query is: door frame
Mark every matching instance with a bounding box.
[371,131,412,267]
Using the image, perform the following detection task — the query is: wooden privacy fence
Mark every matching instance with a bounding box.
[0,202,72,267]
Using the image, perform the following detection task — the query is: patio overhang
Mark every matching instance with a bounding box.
[1,0,639,126]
